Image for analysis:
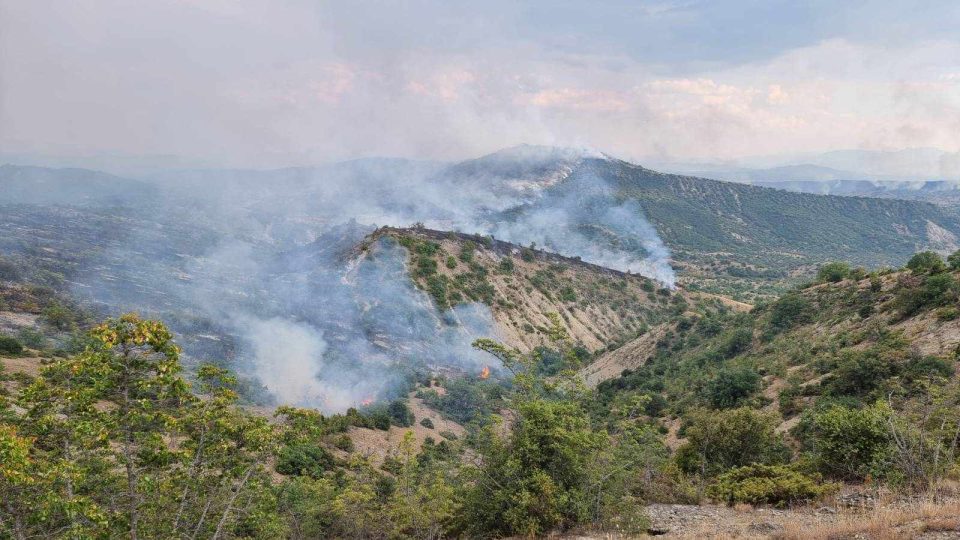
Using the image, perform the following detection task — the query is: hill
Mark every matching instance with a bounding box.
[359,226,721,353]
[591,254,960,448]
[0,164,156,206]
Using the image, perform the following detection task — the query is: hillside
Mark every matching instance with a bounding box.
[433,146,960,300]
[359,226,716,353]
[592,254,960,440]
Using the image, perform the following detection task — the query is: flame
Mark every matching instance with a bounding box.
[361,397,374,406]
[480,366,490,379]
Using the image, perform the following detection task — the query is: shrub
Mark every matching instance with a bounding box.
[708,464,837,508]
[907,251,947,274]
[459,241,476,263]
[370,410,391,430]
[387,400,415,427]
[332,434,354,452]
[42,304,75,331]
[769,294,813,332]
[806,402,892,480]
[676,408,789,476]
[903,355,954,383]
[498,257,514,273]
[948,249,960,270]
[705,367,761,409]
[817,262,851,283]
[719,327,753,358]
[0,257,20,281]
[419,417,434,429]
[445,255,457,269]
[0,335,24,355]
[276,443,335,478]
[438,430,458,441]
[937,307,959,321]
[826,349,895,397]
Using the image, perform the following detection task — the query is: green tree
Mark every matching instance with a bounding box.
[461,315,609,537]
[805,402,892,481]
[947,249,960,270]
[907,251,947,274]
[676,407,788,477]
[817,261,851,283]
[705,367,761,409]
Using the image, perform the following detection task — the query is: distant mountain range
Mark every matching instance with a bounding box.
[5,144,960,292]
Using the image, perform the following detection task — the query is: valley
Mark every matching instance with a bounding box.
[4,148,960,539]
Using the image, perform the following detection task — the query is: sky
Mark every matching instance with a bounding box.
[1,0,959,169]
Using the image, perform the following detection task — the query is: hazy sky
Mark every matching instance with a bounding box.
[2,0,959,167]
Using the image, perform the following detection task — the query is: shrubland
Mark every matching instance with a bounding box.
[4,249,960,538]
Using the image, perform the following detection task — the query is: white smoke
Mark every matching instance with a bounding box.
[66,146,675,411]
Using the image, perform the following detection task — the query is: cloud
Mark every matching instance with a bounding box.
[2,1,959,166]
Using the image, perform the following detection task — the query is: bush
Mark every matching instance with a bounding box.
[806,402,892,480]
[459,241,476,263]
[948,249,960,270]
[705,367,760,409]
[676,408,789,476]
[0,335,24,355]
[719,327,753,358]
[445,255,457,269]
[826,349,895,397]
[817,262,851,283]
[276,443,335,478]
[708,464,837,508]
[0,257,21,281]
[907,251,947,274]
[332,434,354,452]
[769,294,813,332]
[388,400,415,427]
[42,304,74,331]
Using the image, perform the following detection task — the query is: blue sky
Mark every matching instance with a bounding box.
[1,0,958,167]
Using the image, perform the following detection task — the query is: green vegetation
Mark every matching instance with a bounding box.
[707,465,836,508]
[0,335,24,356]
[6,239,960,537]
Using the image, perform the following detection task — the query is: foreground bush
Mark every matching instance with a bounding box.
[0,335,24,355]
[708,464,837,508]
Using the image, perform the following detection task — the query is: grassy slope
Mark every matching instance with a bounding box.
[592,264,960,439]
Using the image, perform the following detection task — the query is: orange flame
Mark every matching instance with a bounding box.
[480,366,490,379]
[361,397,374,406]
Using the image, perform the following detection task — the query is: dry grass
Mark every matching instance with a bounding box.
[922,517,960,533]
[776,500,960,540]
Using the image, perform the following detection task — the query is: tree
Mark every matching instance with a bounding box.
[769,294,813,332]
[676,407,788,477]
[705,367,761,409]
[461,315,610,537]
[907,251,947,274]
[11,316,279,539]
[948,249,960,270]
[817,262,851,283]
[805,402,892,481]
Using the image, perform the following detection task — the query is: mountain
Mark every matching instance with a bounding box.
[0,164,157,206]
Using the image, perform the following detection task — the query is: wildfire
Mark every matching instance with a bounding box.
[480,366,490,380]
[361,397,374,406]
